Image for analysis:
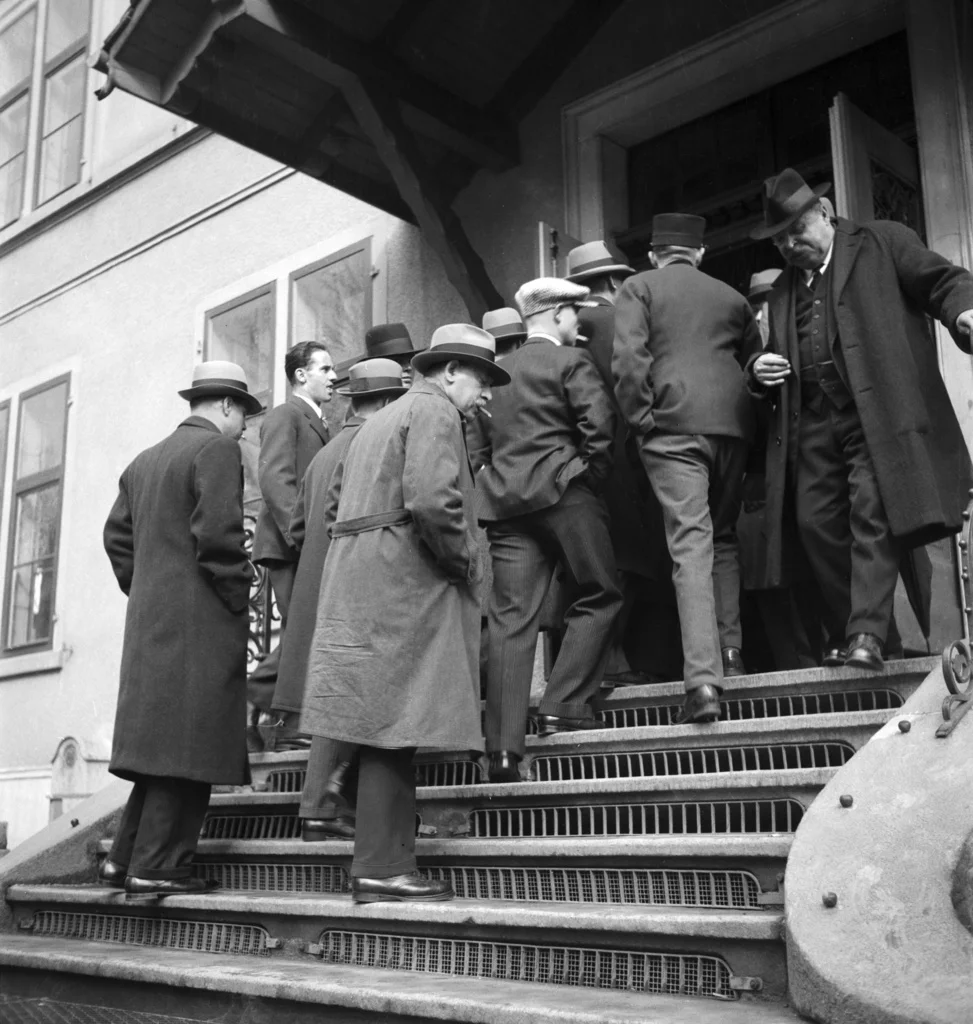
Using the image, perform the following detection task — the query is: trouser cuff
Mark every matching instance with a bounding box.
[350,855,417,879]
[536,700,595,718]
[128,866,193,881]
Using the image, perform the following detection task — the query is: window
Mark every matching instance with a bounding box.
[3,375,69,653]
[205,287,276,412]
[0,0,91,228]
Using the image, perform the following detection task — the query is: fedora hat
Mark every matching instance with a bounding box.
[514,278,596,320]
[651,213,706,248]
[564,241,634,283]
[411,324,511,386]
[336,357,409,399]
[334,323,418,377]
[747,268,782,302]
[178,360,262,416]
[482,307,527,342]
[750,168,831,240]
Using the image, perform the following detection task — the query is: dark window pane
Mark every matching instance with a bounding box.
[206,291,274,406]
[37,54,84,203]
[291,247,369,368]
[17,381,68,478]
[44,0,89,61]
[13,482,60,563]
[0,9,36,98]
[7,556,56,647]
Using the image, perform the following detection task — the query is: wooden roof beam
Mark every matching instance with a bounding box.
[239,0,520,173]
[341,74,503,321]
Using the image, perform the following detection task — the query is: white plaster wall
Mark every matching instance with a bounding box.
[0,769,52,850]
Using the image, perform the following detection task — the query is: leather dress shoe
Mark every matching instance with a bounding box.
[534,714,605,737]
[822,643,847,667]
[487,750,522,783]
[721,647,747,678]
[844,632,883,672]
[302,816,355,841]
[98,858,127,888]
[352,873,454,904]
[124,876,217,901]
[675,684,722,725]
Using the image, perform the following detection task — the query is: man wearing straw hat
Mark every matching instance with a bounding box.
[303,326,509,902]
[749,167,973,671]
[101,361,260,898]
[270,358,409,842]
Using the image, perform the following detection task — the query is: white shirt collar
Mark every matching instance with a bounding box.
[295,393,325,420]
[528,331,562,347]
[805,239,834,285]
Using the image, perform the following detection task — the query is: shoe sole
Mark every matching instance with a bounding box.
[844,656,883,672]
[353,891,455,904]
[675,704,722,725]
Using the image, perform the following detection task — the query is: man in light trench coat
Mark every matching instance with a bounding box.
[302,324,510,903]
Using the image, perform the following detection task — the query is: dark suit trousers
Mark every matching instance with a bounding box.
[485,482,622,755]
[108,774,211,879]
[351,746,417,879]
[638,432,747,692]
[247,561,295,713]
[300,736,358,820]
[795,400,899,643]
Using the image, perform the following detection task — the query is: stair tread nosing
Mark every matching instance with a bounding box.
[7,885,783,939]
[0,936,804,1024]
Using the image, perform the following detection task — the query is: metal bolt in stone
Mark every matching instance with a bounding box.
[822,892,838,908]
[839,794,853,808]
[898,719,912,733]
[70,818,79,827]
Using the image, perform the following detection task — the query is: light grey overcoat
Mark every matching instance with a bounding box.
[301,380,484,752]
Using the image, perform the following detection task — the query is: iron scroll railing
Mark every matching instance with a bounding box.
[940,490,973,736]
[243,502,278,670]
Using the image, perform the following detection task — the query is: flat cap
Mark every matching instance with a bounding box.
[514,278,595,320]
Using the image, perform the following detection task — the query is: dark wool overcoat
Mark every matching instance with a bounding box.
[302,381,484,752]
[252,396,330,565]
[753,218,973,587]
[103,417,253,785]
[271,416,364,715]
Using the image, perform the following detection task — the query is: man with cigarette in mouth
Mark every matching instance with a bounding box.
[467,278,621,784]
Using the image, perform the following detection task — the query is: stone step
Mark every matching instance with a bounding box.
[0,936,805,1023]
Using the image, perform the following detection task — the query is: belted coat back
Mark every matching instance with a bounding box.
[103,417,253,785]
[301,381,484,752]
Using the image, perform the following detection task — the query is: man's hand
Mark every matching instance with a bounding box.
[753,353,792,387]
[957,309,973,338]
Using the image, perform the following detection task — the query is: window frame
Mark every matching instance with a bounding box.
[2,371,70,656]
[0,3,37,229]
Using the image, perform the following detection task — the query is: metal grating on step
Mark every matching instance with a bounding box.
[598,688,903,728]
[0,997,205,1024]
[200,813,300,840]
[470,798,804,838]
[268,768,305,793]
[422,865,762,908]
[415,760,482,787]
[532,741,855,781]
[28,911,270,955]
[319,931,735,999]
[193,861,349,893]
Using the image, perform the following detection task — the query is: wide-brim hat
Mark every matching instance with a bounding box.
[748,268,783,302]
[336,357,410,399]
[482,307,527,342]
[651,213,706,248]
[411,324,511,386]
[750,168,831,240]
[178,360,262,415]
[334,322,418,376]
[565,240,635,283]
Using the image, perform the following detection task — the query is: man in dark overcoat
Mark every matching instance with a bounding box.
[468,278,621,784]
[248,341,336,747]
[613,214,762,724]
[101,361,259,898]
[270,359,408,842]
[303,325,509,903]
[749,168,973,671]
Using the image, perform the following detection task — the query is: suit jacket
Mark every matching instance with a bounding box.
[103,417,252,785]
[272,417,364,714]
[613,261,761,439]
[468,336,616,522]
[252,395,330,564]
[749,217,973,585]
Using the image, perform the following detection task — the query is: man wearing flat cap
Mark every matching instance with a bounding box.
[101,361,259,898]
[270,358,410,843]
[749,167,973,671]
[614,214,762,724]
[303,325,508,902]
[469,278,620,783]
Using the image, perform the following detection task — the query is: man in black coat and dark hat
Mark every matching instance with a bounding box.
[749,168,973,671]
[101,361,259,898]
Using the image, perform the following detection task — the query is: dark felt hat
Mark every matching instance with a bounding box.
[336,357,409,399]
[482,307,527,342]
[748,268,782,302]
[564,241,635,283]
[334,322,418,377]
[750,168,831,241]
[178,360,262,416]
[411,324,511,386]
[651,213,706,248]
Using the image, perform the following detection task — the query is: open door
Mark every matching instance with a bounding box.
[829,92,962,653]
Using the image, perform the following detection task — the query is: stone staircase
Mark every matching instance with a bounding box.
[0,657,935,1024]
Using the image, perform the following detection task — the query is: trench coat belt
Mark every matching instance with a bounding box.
[329,508,412,538]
